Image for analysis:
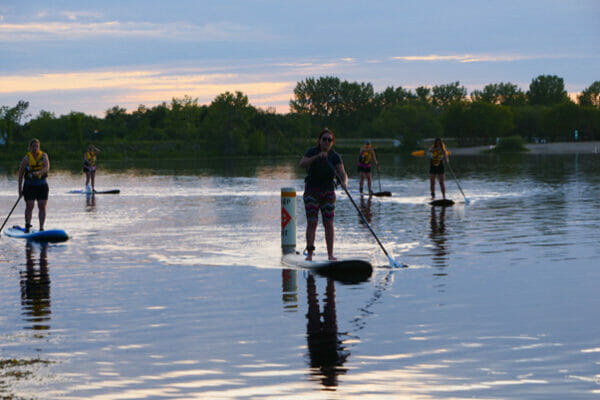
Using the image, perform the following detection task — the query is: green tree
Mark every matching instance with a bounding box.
[202,91,256,155]
[578,81,600,108]
[68,112,84,146]
[527,75,569,106]
[431,82,467,110]
[414,86,432,106]
[104,106,129,139]
[0,100,30,145]
[374,104,441,148]
[442,102,513,145]
[543,102,580,141]
[471,82,526,106]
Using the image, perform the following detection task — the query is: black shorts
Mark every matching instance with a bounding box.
[357,165,371,173]
[429,163,444,175]
[23,183,49,201]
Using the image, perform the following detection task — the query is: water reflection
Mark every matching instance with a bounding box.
[429,205,448,270]
[305,275,349,388]
[281,269,298,311]
[85,192,96,211]
[20,242,51,333]
[358,195,373,224]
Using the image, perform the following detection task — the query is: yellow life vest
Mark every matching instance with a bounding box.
[26,151,46,180]
[85,151,97,166]
[431,145,448,167]
[358,148,372,166]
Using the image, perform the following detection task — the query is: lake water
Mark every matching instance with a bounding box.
[0,153,599,399]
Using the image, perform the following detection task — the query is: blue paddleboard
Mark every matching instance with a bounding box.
[4,226,69,242]
[68,189,120,194]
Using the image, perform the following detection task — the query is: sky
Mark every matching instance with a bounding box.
[1,0,599,118]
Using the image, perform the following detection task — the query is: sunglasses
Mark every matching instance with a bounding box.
[321,137,333,143]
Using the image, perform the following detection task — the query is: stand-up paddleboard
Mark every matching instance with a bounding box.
[282,253,372,283]
[68,189,120,194]
[372,191,392,197]
[4,225,69,242]
[430,199,454,206]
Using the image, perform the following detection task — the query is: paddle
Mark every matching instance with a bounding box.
[372,165,391,197]
[328,161,404,268]
[445,160,470,204]
[0,196,22,235]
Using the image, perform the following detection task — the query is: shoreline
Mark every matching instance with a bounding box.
[449,141,600,155]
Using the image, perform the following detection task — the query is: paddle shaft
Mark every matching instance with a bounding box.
[0,196,22,234]
[376,164,382,192]
[326,159,398,265]
[445,160,469,202]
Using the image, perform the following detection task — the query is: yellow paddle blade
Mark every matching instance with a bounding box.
[411,150,425,157]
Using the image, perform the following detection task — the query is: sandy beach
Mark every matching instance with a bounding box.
[450,141,600,155]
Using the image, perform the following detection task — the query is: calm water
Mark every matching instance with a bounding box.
[0,153,599,399]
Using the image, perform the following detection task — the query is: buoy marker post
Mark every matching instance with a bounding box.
[281,187,296,254]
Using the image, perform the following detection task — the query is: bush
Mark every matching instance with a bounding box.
[493,135,528,152]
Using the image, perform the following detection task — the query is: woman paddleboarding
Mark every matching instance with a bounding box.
[18,139,50,233]
[428,138,449,200]
[299,128,348,261]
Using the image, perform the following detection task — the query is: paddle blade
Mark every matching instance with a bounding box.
[388,256,407,268]
[464,197,471,205]
[411,150,425,157]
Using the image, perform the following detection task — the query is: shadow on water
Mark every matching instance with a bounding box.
[20,242,51,334]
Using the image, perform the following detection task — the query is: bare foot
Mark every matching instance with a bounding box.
[328,255,337,261]
[305,253,313,261]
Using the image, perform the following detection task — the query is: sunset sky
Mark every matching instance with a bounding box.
[1,0,598,118]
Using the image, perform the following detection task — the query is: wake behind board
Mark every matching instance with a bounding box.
[430,199,454,206]
[282,253,372,283]
[4,225,69,242]
[68,189,120,194]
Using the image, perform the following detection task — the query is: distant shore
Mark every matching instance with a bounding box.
[450,141,600,155]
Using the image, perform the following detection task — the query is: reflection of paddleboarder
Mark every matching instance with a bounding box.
[429,206,448,268]
[428,138,449,200]
[359,194,373,225]
[20,242,51,332]
[305,275,348,387]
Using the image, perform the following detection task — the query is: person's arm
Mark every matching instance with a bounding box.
[371,149,378,165]
[17,157,27,196]
[335,162,348,189]
[41,153,50,176]
[299,151,325,168]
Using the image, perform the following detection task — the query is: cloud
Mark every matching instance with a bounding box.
[390,53,572,63]
[0,20,275,42]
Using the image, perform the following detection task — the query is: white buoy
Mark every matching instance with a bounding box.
[281,187,296,254]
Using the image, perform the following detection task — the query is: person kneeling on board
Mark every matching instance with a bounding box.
[18,139,50,233]
[299,128,348,261]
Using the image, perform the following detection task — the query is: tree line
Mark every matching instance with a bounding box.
[1,75,599,157]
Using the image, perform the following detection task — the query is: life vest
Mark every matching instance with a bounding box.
[358,147,372,167]
[26,151,46,180]
[85,151,96,167]
[431,145,448,167]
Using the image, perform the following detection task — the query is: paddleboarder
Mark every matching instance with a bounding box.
[299,128,348,261]
[357,140,378,195]
[428,138,449,200]
[83,145,100,192]
[18,139,50,233]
